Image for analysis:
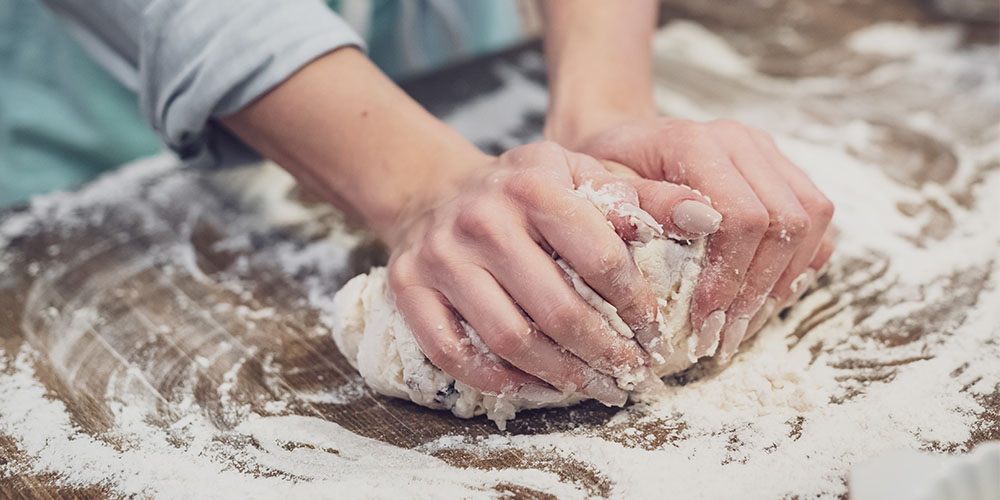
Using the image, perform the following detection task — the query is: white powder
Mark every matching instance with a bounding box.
[0,349,584,500]
[1,20,998,500]
[297,375,368,405]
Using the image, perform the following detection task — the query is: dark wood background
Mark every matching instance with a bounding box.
[1,1,997,498]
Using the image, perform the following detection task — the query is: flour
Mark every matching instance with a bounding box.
[1,19,998,500]
[0,349,583,500]
[297,375,368,405]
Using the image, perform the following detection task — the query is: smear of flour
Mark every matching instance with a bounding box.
[0,349,584,499]
[297,375,368,405]
[1,20,998,500]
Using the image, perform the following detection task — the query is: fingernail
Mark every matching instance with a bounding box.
[818,260,831,277]
[626,366,667,394]
[786,269,817,308]
[514,383,566,404]
[582,376,629,407]
[746,297,778,340]
[692,310,725,359]
[672,200,722,236]
[635,323,672,365]
[719,317,750,361]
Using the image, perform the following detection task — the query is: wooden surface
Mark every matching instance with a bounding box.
[2,1,998,498]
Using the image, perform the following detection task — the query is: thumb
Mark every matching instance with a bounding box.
[626,175,722,240]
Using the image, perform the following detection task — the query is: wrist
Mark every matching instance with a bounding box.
[542,32,657,149]
[220,48,489,246]
[376,145,490,248]
[545,102,654,150]
[541,0,658,149]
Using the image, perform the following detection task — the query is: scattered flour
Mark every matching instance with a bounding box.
[0,19,997,500]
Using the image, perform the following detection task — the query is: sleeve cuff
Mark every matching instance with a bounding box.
[138,0,365,158]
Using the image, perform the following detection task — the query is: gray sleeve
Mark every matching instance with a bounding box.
[40,0,364,165]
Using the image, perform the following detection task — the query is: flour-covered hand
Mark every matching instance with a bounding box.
[565,118,835,360]
[383,141,716,404]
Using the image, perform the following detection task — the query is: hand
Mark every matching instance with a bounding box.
[217,46,716,401]
[383,142,718,404]
[558,118,835,361]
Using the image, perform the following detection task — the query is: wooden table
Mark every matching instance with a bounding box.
[2,1,997,498]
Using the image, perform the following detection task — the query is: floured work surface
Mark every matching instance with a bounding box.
[1,1,998,498]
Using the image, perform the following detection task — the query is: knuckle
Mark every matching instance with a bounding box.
[538,294,585,332]
[581,244,630,283]
[527,140,566,158]
[455,202,505,245]
[710,119,754,140]
[710,119,745,132]
[387,255,418,291]
[504,170,551,208]
[420,336,462,372]
[668,120,711,144]
[506,141,565,166]
[748,126,777,145]
[417,230,456,268]
[487,326,532,360]
[591,340,636,372]
[768,209,811,243]
[806,195,836,223]
[623,289,658,327]
[733,204,771,237]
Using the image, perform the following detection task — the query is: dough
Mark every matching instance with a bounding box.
[331,183,707,428]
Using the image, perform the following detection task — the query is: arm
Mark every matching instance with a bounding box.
[222,48,693,403]
[541,0,658,148]
[542,1,836,360]
[44,0,719,400]
[40,0,364,166]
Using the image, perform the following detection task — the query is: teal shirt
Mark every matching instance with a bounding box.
[0,0,527,207]
[0,1,160,206]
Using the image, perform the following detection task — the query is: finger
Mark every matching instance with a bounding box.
[716,138,810,361]
[810,223,836,272]
[450,198,659,390]
[393,283,560,401]
[626,178,722,241]
[435,264,628,406]
[745,224,836,340]
[780,223,836,308]
[748,129,835,307]
[478,227,657,387]
[595,161,722,241]
[665,142,768,358]
[510,151,662,337]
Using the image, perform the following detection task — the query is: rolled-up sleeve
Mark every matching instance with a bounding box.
[40,0,364,164]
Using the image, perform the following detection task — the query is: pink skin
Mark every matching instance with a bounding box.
[745,223,837,340]
[572,118,835,360]
[222,48,722,402]
[541,1,835,361]
[386,142,719,404]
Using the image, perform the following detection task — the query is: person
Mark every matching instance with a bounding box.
[22,0,834,405]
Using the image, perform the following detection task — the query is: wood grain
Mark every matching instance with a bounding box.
[2,1,997,498]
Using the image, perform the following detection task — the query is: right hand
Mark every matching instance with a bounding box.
[383,142,719,405]
[555,118,836,361]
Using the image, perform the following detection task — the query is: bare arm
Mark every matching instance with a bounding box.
[221,48,480,243]
[221,48,718,403]
[542,0,659,148]
[47,0,719,401]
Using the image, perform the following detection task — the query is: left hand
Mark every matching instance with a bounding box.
[552,117,835,360]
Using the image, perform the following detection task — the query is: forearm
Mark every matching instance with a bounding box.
[542,0,659,147]
[220,48,487,244]
[42,0,365,164]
